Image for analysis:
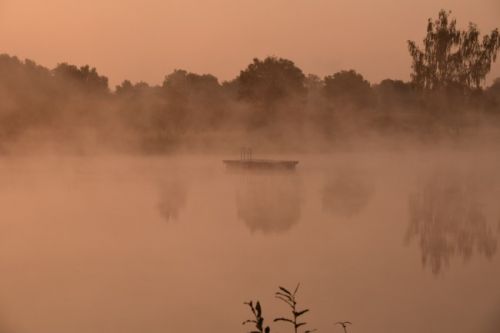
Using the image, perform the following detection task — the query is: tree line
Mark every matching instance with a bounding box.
[0,10,499,153]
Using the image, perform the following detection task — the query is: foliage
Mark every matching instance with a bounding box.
[116,80,150,95]
[163,69,220,95]
[274,284,316,333]
[408,10,500,91]
[1,14,500,153]
[53,63,109,94]
[237,57,306,105]
[485,77,500,110]
[154,69,227,137]
[243,301,270,333]
[323,70,373,108]
[242,284,315,333]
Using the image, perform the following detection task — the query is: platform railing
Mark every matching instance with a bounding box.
[240,147,252,161]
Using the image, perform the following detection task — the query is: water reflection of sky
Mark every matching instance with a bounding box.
[322,168,374,218]
[1,155,499,333]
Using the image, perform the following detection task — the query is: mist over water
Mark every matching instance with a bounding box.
[0,151,499,333]
[236,172,302,233]
[1,3,500,332]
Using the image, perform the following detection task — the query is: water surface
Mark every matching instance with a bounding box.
[0,153,499,333]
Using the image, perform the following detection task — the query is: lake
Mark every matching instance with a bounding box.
[0,152,499,333]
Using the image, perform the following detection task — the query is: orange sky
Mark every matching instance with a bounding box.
[0,0,499,87]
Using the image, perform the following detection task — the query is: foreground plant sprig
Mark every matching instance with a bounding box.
[243,300,270,333]
[274,283,316,333]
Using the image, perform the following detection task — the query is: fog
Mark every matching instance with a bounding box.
[1,51,500,156]
[0,152,499,333]
[1,7,500,333]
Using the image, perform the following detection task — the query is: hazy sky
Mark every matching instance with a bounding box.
[1,0,499,87]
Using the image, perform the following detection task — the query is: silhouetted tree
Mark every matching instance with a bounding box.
[237,57,306,106]
[408,10,500,91]
[0,54,59,138]
[3,28,500,153]
[163,69,220,95]
[115,80,134,95]
[304,74,323,93]
[374,79,419,111]
[53,63,109,95]
[114,80,168,151]
[162,69,224,129]
[323,70,373,109]
[371,79,424,134]
[235,57,307,130]
[485,77,500,112]
[376,79,413,97]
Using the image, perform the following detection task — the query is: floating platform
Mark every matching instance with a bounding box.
[223,159,299,171]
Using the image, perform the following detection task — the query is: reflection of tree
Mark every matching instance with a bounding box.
[236,174,302,233]
[157,180,187,222]
[406,172,497,274]
[322,171,373,218]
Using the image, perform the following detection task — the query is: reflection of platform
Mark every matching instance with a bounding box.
[223,159,299,170]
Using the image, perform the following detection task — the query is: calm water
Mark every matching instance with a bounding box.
[0,153,499,333]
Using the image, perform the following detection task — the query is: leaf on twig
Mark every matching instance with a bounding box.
[275,295,294,307]
[274,317,294,324]
[256,302,262,317]
[294,309,309,317]
[279,286,292,295]
[257,317,264,331]
[275,292,293,301]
